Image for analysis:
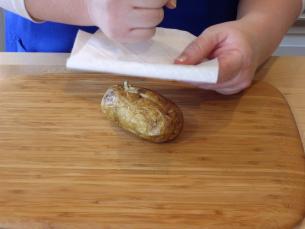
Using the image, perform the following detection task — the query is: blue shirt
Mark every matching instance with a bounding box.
[5,0,239,52]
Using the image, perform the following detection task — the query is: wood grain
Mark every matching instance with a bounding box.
[0,73,304,229]
[258,57,305,149]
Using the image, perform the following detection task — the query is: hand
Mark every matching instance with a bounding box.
[87,0,176,43]
[175,21,259,95]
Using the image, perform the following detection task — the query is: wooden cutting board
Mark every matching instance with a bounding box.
[0,73,304,229]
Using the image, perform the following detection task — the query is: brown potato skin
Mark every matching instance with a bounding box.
[101,82,184,143]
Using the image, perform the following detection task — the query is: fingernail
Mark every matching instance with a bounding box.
[176,54,188,63]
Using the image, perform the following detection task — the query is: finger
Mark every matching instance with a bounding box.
[128,8,164,28]
[217,50,243,84]
[184,50,244,90]
[210,74,242,90]
[209,61,254,91]
[203,50,244,89]
[195,73,252,92]
[126,28,156,43]
[166,0,177,9]
[191,67,253,93]
[132,0,169,9]
[211,72,252,95]
[175,29,221,65]
[215,77,252,95]
[215,86,246,95]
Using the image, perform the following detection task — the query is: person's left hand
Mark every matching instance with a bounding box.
[175,20,259,95]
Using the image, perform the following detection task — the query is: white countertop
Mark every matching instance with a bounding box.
[0,52,69,65]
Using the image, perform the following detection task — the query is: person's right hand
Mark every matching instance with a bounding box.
[87,0,176,43]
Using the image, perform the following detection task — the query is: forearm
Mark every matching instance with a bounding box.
[25,0,93,25]
[237,0,302,65]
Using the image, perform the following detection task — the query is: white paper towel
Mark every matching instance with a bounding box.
[67,28,219,84]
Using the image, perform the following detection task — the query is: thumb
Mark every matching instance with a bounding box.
[166,0,177,9]
[175,30,220,65]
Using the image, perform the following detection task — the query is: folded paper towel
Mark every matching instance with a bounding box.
[67,28,219,84]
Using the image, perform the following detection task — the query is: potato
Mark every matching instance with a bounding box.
[101,81,184,143]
